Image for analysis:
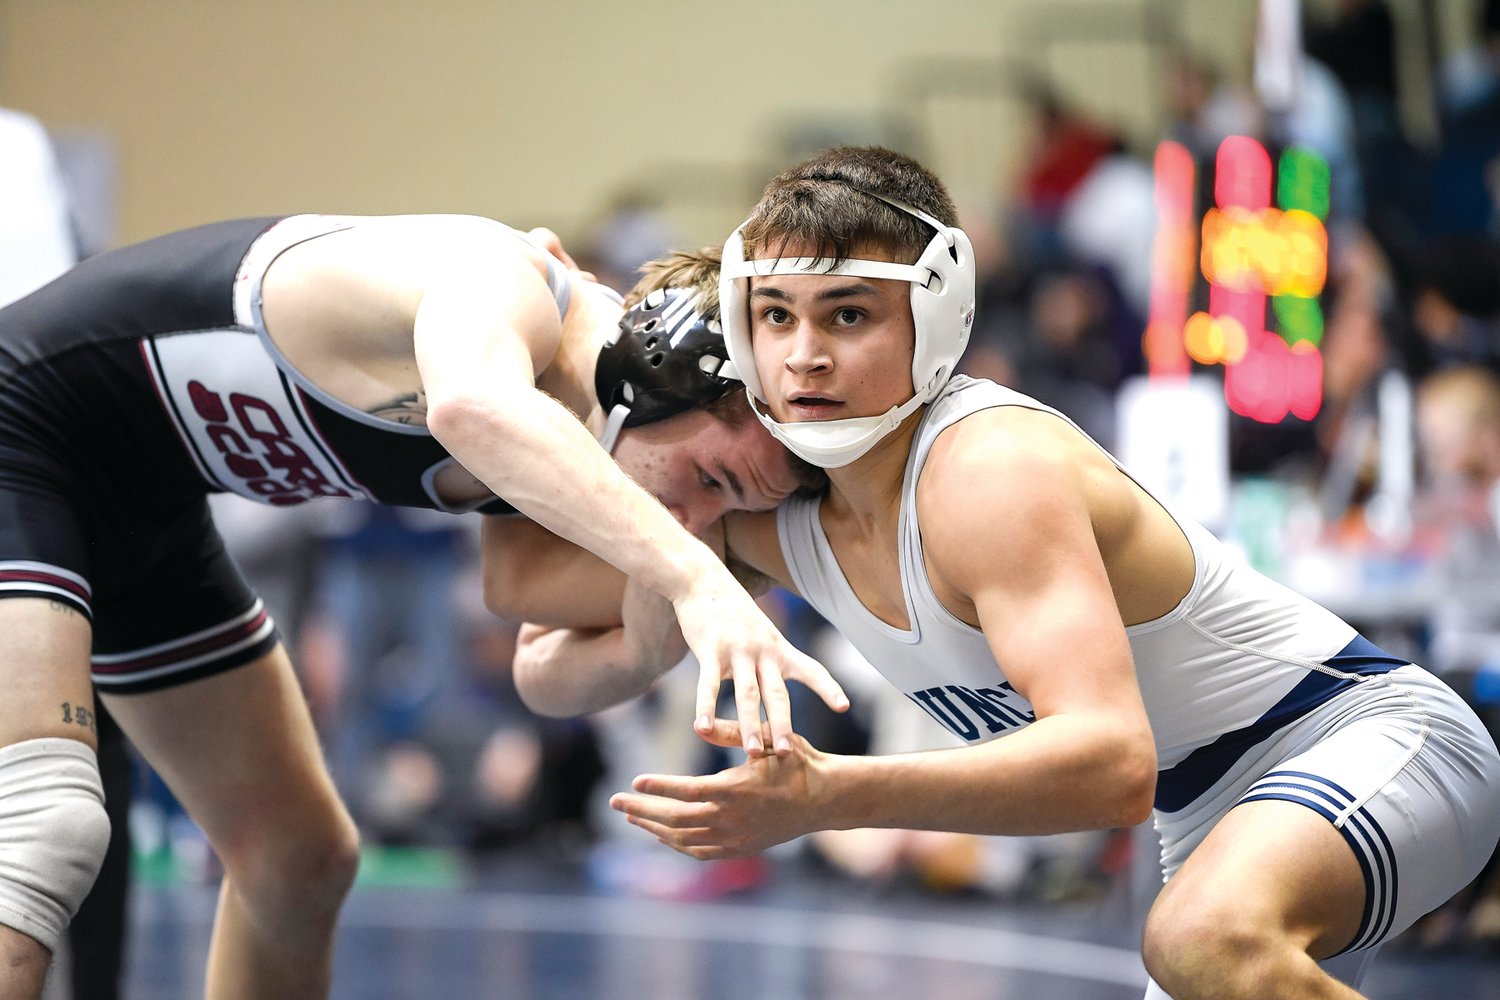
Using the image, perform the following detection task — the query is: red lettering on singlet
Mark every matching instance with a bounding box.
[188,380,229,422]
[188,384,351,502]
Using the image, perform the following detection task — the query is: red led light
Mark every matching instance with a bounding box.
[1144,141,1196,377]
[1216,135,1273,212]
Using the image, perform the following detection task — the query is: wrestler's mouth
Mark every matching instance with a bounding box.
[786,394,841,419]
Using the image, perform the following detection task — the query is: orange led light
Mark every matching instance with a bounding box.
[1146,137,1329,420]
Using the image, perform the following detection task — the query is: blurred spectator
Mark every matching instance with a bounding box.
[1301,0,1399,228]
[1010,267,1129,448]
[575,192,682,293]
[1414,364,1500,668]
[1009,84,1126,271]
[1427,0,1500,245]
[1441,0,1500,117]
[1417,364,1500,491]
[1302,0,1456,274]
[1059,150,1157,323]
[361,608,607,853]
[1305,234,1400,496]
[1406,364,1500,950]
[1303,0,1400,145]
[0,107,76,306]
[1408,236,1500,374]
[958,203,1027,388]
[1163,51,1261,163]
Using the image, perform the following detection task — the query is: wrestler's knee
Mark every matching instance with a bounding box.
[0,739,111,954]
[215,797,361,917]
[1142,884,1288,999]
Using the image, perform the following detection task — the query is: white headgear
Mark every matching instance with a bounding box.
[719,189,976,468]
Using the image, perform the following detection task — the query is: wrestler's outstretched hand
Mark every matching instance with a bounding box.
[672,579,847,757]
[611,720,830,859]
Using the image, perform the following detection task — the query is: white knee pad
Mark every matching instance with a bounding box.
[0,738,110,952]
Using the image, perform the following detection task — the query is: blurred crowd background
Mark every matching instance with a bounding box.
[6,0,1500,994]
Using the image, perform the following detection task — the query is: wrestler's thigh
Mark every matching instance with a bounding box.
[0,599,96,748]
[100,643,344,853]
[0,459,98,745]
[1152,797,1367,960]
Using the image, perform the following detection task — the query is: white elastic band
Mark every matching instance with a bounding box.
[598,403,630,454]
[720,256,929,283]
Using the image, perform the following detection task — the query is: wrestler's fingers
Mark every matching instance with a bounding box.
[729,647,766,756]
[694,718,759,750]
[784,648,850,715]
[629,821,723,861]
[626,772,718,800]
[523,226,598,281]
[610,790,708,830]
[619,812,695,844]
[758,662,796,755]
[693,657,724,738]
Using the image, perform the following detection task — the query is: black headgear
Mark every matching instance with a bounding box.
[595,286,740,452]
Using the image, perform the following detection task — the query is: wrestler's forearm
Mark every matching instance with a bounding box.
[429,389,723,602]
[820,714,1156,836]
[480,517,627,629]
[513,624,681,717]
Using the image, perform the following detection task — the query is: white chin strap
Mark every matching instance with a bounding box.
[750,385,931,469]
[598,403,630,454]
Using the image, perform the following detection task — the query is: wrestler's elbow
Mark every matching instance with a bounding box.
[481,557,527,620]
[1106,735,1158,828]
[514,680,575,720]
[510,632,575,718]
[511,668,563,718]
[424,392,489,449]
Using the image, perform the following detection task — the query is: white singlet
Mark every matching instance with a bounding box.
[778,375,1500,968]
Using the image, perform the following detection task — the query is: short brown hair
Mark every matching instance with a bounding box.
[622,245,722,313]
[740,145,959,267]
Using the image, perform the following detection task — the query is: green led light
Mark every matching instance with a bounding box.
[1273,293,1324,346]
[1277,147,1330,219]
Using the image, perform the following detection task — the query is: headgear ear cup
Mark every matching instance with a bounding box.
[906,213,976,401]
[718,228,759,399]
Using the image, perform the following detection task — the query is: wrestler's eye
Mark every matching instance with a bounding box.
[834,307,864,325]
[699,470,722,491]
[762,307,791,325]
